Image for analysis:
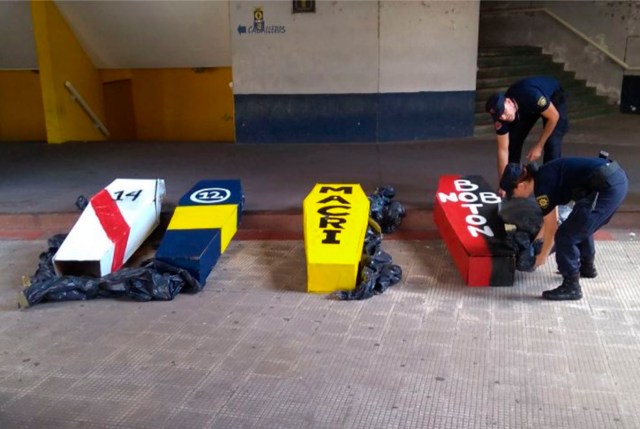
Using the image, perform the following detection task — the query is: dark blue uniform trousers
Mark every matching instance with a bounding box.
[555,168,629,277]
[508,96,568,164]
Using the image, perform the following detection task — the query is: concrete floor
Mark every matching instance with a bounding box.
[0,113,639,428]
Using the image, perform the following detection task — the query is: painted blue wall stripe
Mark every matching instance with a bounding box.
[377,91,475,141]
[234,91,474,143]
[235,94,377,143]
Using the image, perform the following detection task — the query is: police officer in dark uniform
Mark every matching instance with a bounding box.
[499,156,628,300]
[486,76,568,192]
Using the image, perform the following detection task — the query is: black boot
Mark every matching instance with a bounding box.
[542,275,582,301]
[580,261,598,278]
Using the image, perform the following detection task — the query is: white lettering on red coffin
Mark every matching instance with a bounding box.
[437,179,501,238]
[91,189,131,272]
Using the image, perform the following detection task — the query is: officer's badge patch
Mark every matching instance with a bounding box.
[537,96,547,107]
[495,121,502,130]
[537,195,550,209]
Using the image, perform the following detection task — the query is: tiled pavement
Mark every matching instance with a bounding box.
[1,236,639,428]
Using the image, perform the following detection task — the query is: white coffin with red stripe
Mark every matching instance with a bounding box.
[53,179,165,277]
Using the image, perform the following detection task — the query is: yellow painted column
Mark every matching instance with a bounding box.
[131,68,235,141]
[0,71,46,141]
[31,0,106,143]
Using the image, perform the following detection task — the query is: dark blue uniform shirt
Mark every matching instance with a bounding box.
[495,76,562,135]
[533,157,608,215]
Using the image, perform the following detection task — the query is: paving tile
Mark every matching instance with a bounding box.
[160,409,214,429]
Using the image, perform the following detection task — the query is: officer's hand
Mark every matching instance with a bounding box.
[534,254,547,268]
[526,145,543,162]
[497,188,506,198]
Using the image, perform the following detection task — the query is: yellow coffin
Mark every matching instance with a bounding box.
[303,184,370,293]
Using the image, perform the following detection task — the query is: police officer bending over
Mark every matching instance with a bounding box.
[499,156,628,301]
[486,76,568,195]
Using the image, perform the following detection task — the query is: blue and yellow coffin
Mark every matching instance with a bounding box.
[156,180,243,284]
[303,184,370,294]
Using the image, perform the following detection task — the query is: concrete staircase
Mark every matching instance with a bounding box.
[475,46,617,136]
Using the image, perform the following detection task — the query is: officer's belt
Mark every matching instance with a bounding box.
[571,161,621,199]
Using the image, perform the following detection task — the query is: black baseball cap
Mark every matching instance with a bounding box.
[486,93,506,121]
[499,163,524,198]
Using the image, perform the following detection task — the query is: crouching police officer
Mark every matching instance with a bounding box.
[499,156,628,300]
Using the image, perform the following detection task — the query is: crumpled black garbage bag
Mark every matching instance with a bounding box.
[368,186,406,233]
[19,238,202,308]
[30,234,67,284]
[499,197,546,272]
[75,195,89,211]
[376,262,403,292]
[363,220,383,257]
[507,231,541,272]
[331,253,402,301]
[498,197,543,237]
[331,224,402,301]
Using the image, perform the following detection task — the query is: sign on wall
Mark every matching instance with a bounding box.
[237,7,286,35]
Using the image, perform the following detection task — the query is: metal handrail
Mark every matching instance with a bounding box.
[482,7,640,71]
[64,81,110,137]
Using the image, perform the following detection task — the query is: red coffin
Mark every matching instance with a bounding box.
[433,175,514,287]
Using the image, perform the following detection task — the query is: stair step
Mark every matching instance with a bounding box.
[570,105,618,120]
[474,102,617,126]
[477,63,564,79]
[474,90,609,112]
[476,71,578,89]
[476,75,586,96]
[477,54,555,68]
[569,97,612,110]
[478,46,543,57]
[475,86,596,111]
[475,106,617,136]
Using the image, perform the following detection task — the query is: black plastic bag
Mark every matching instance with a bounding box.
[506,229,553,273]
[499,198,547,272]
[331,252,403,301]
[19,238,202,308]
[368,186,406,234]
[331,224,402,301]
[75,195,89,211]
[498,198,543,237]
[363,221,383,257]
[376,263,403,293]
[30,234,67,284]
